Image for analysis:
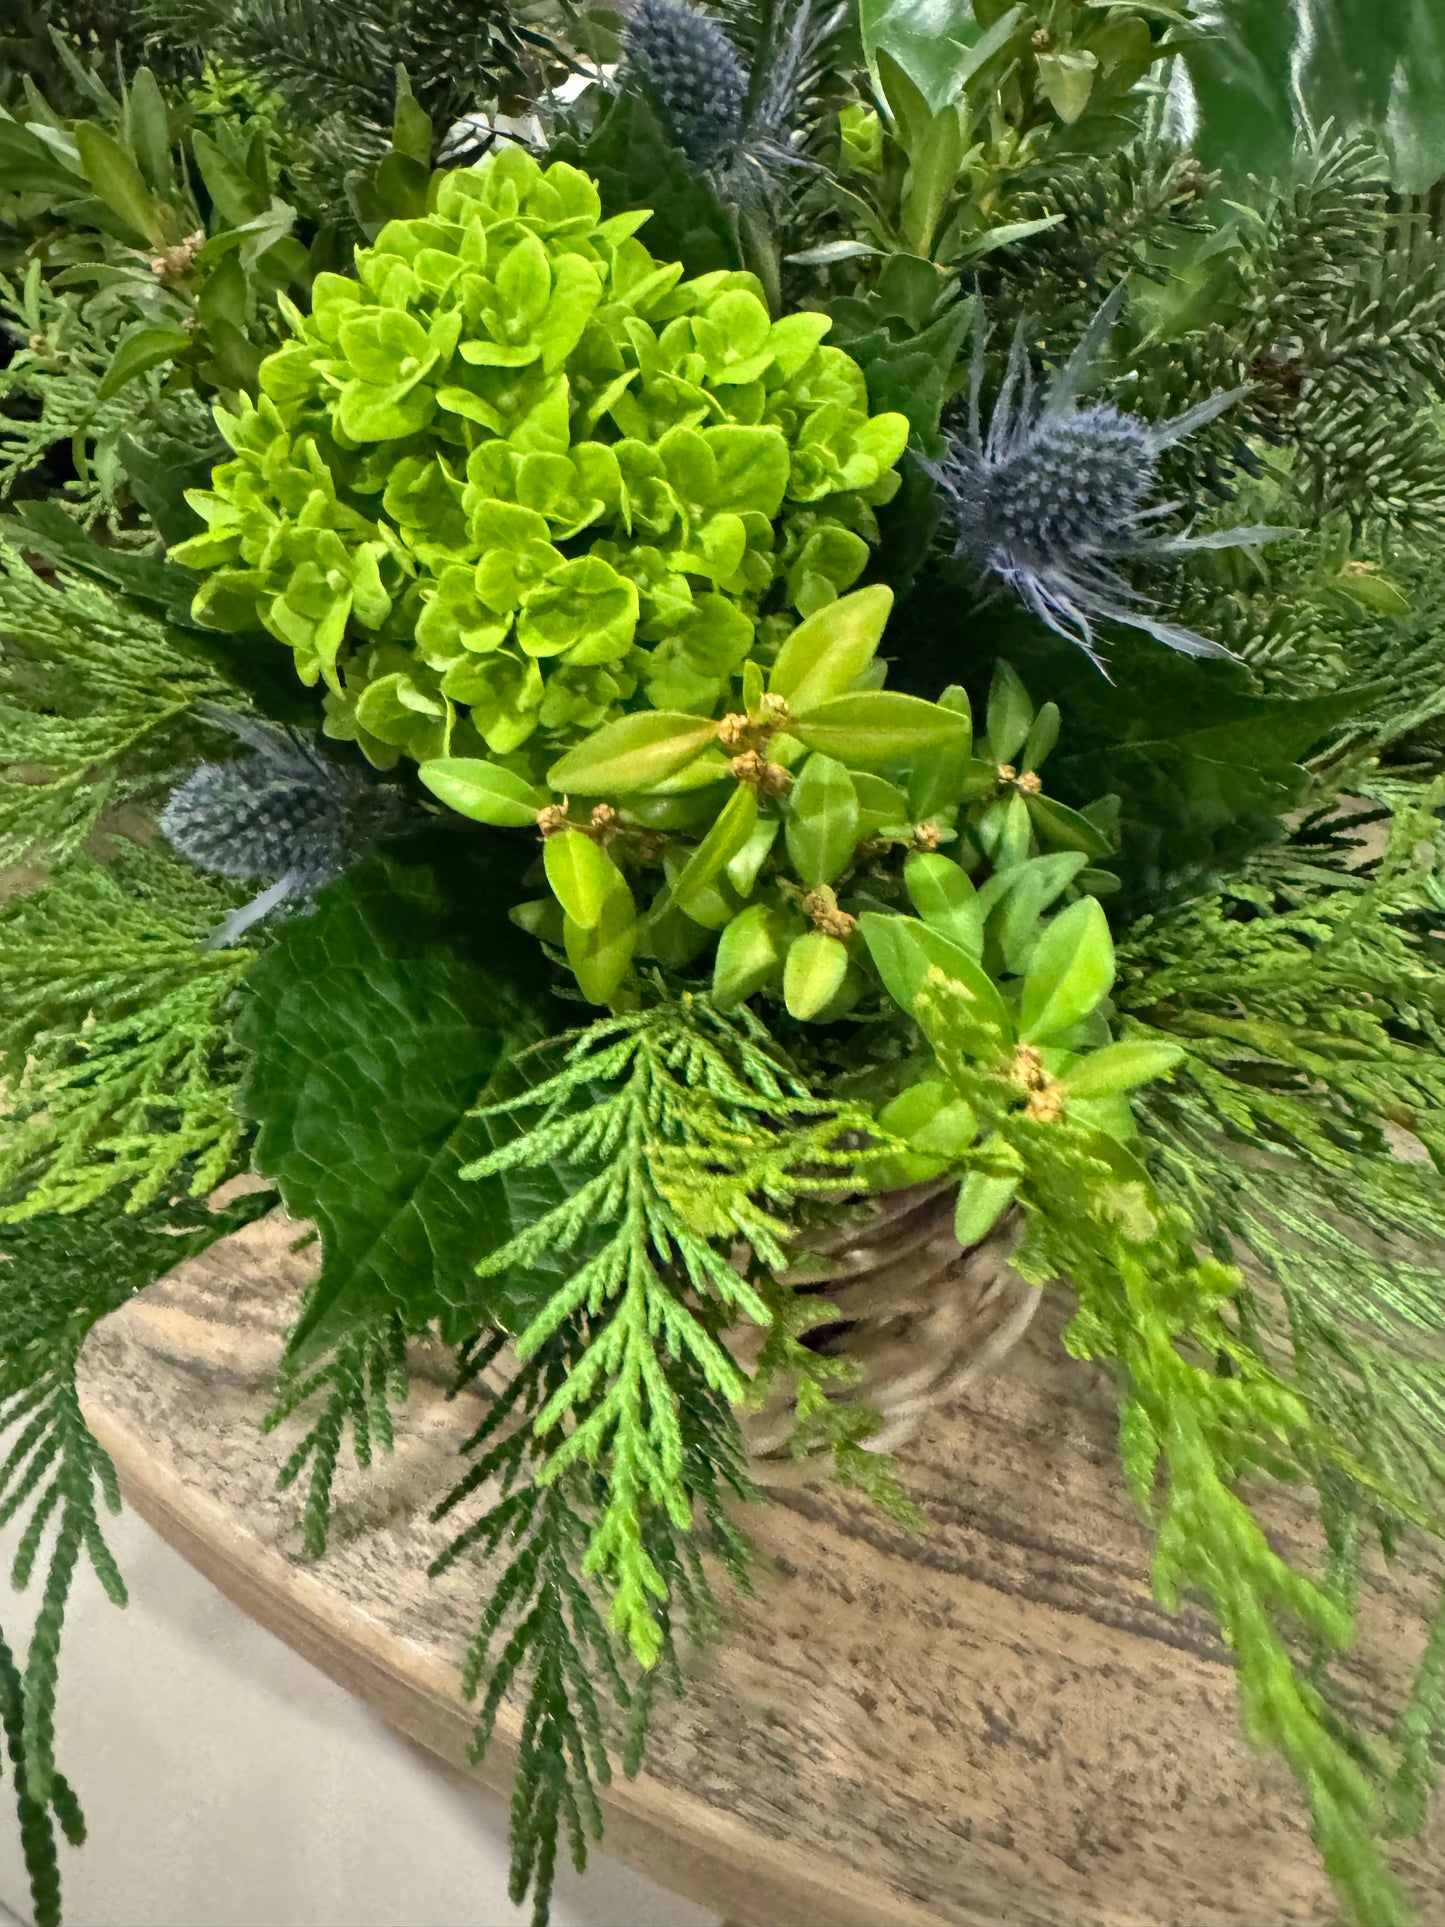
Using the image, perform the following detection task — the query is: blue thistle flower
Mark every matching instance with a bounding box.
[929,286,1286,668]
[621,0,821,190]
[162,708,398,945]
[624,0,747,168]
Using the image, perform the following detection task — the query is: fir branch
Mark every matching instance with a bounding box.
[461,995,882,1664]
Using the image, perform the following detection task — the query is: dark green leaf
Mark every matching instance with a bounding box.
[237,837,568,1356]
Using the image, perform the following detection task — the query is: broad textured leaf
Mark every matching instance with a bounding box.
[1184,0,1445,193]
[237,834,569,1357]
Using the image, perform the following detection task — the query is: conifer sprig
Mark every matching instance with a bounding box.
[461,996,882,1663]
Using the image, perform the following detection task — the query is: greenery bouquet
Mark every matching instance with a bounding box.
[3,1,1445,1922]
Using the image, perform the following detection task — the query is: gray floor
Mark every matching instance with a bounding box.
[0,1507,717,1927]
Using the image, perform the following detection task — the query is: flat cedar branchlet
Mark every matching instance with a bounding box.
[4,9,1445,1927]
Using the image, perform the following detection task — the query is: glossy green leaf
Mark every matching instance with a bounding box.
[989,852,1089,974]
[1023,791,1115,858]
[1184,0,1445,194]
[861,0,1026,114]
[672,782,759,912]
[544,828,625,929]
[1035,48,1098,123]
[954,1168,1018,1246]
[712,901,789,1006]
[73,122,165,244]
[985,659,1033,764]
[904,851,982,956]
[793,691,972,766]
[564,886,637,1005]
[547,712,717,794]
[1019,896,1115,1044]
[860,912,1013,1043]
[419,758,546,826]
[768,583,893,713]
[126,68,172,192]
[97,325,192,401]
[783,929,851,1021]
[1021,702,1060,773]
[785,754,860,886]
[1063,1038,1187,1099]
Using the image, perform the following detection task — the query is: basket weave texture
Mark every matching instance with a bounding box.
[734,1181,1039,1457]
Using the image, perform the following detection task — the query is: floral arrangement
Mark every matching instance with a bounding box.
[3,4,1445,1925]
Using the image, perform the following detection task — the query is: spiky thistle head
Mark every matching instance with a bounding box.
[621,0,820,191]
[162,708,399,944]
[623,0,748,167]
[930,285,1286,669]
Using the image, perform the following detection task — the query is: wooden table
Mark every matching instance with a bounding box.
[77,1206,1444,1927]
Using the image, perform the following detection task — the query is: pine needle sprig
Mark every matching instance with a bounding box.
[461,995,883,1664]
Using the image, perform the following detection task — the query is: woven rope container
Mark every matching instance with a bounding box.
[732,1180,1040,1457]
[476,1181,1038,1460]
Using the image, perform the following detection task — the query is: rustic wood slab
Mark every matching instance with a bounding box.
[77,1207,1443,1927]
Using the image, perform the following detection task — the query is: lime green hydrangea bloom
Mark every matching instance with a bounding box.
[174,147,909,776]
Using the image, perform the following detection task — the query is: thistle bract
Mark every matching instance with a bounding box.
[173,149,908,795]
[931,287,1284,666]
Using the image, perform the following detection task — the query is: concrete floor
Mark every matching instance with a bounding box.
[0,1506,717,1927]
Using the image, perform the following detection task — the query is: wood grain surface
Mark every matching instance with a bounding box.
[77,1207,1444,1927]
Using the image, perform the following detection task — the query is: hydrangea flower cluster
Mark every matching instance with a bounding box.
[930,288,1284,666]
[174,148,908,786]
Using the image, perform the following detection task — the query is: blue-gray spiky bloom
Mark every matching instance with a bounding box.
[930,286,1285,667]
[624,0,747,167]
[162,708,397,945]
[622,0,822,191]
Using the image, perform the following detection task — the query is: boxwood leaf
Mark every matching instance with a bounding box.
[712,900,789,1006]
[672,782,758,912]
[1062,1038,1186,1099]
[564,885,637,1003]
[785,753,859,886]
[860,911,1013,1045]
[768,583,893,713]
[793,690,972,765]
[783,929,851,1020]
[544,827,624,928]
[547,711,717,794]
[419,757,546,826]
[1019,896,1115,1044]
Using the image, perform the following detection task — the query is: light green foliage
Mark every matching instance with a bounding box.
[175,146,908,779]
[429,1326,754,1927]
[0,539,240,870]
[890,941,1413,1926]
[0,848,252,1216]
[501,596,1123,1009]
[460,997,887,1663]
